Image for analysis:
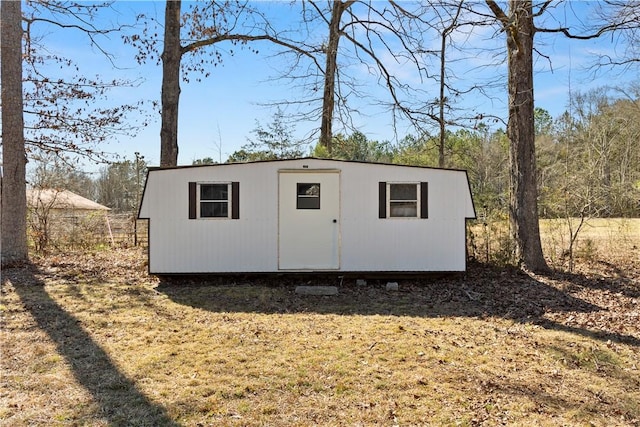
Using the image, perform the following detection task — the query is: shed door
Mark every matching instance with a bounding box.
[278,170,340,270]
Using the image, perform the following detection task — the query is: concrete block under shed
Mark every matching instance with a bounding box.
[295,286,339,296]
[356,279,367,286]
[386,282,399,291]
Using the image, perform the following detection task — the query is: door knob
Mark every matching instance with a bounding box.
[332,219,337,223]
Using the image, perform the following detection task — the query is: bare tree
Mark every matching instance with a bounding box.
[592,1,640,69]
[1,0,28,264]
[30,153,95,200]
[483,0,637,272]
[153,1,494,163]
[268,1,504,161]
[160,0,182,167]
[264,1,448,153]
[2,1,148,263]
[318,0,355,152]
[567,87,640,217]
[436,2,464,168]
[22,1,148,163]
[95,158,148,213]
[131,1,318,166]
[27,188,63,255]
[391,1,495,168]
[485,0,548,272]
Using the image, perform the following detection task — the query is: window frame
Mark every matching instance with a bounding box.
[198,182,231,219]
[379,181,428,219]
[387,182,420,218]
[296,182,321,210]
[188,181,239,220]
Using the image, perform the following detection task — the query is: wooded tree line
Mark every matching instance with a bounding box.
[2,0,639,272]
[32,82,640,219]
[396,89,640,220]
[41,83,638,220]
[224,86,639,219]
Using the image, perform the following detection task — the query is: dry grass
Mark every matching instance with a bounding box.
[2,221,639,426]
[470,218,640,270]
[540,218,640,268]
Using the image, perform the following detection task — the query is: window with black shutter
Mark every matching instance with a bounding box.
[378,182,428,219]
[189,181,239,219]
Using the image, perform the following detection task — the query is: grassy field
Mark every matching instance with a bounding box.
[1,221,639,426]
[470,218,640,269]
[540,218,640,266]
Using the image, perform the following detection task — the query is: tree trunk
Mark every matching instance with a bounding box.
[438,31,447,168]
[505,1,548,272]
[1,0,29,265]
[160,0,182,167]
[319,0,346,153]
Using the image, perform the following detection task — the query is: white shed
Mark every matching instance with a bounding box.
[138,158,476,274]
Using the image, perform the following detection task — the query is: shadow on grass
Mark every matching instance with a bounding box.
[3,264,180,427]
[156,262,640,347]
[554,263,640,299]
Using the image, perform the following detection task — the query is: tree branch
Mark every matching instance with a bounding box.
[485,0,508,26]
[181,34,323,72]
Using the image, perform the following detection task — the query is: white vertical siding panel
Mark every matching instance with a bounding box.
[146,163,281,273]
[338,163,469,271]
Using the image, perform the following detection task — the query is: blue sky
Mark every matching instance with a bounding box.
[24,1,638,169]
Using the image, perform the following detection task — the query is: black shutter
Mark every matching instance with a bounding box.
[420,182,428,219]
[378,182,386,218]
[231,182,240,219]
[188,182,197,219]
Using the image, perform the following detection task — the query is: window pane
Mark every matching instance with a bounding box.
[390,201,417,217]
[297,197,321,209]
[297,183,320,197]
[201,201,228,217]
[297,183,320,209]
[390,183,416,201]
[201,184,228,201]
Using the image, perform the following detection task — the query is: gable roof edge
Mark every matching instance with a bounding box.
[147,157,471,174]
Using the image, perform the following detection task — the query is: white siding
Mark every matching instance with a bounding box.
[141,162,280,273]
[139,159,475,273]
[337,162,473,271]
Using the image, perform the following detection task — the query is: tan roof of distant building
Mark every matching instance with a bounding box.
[26,188,111,211]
